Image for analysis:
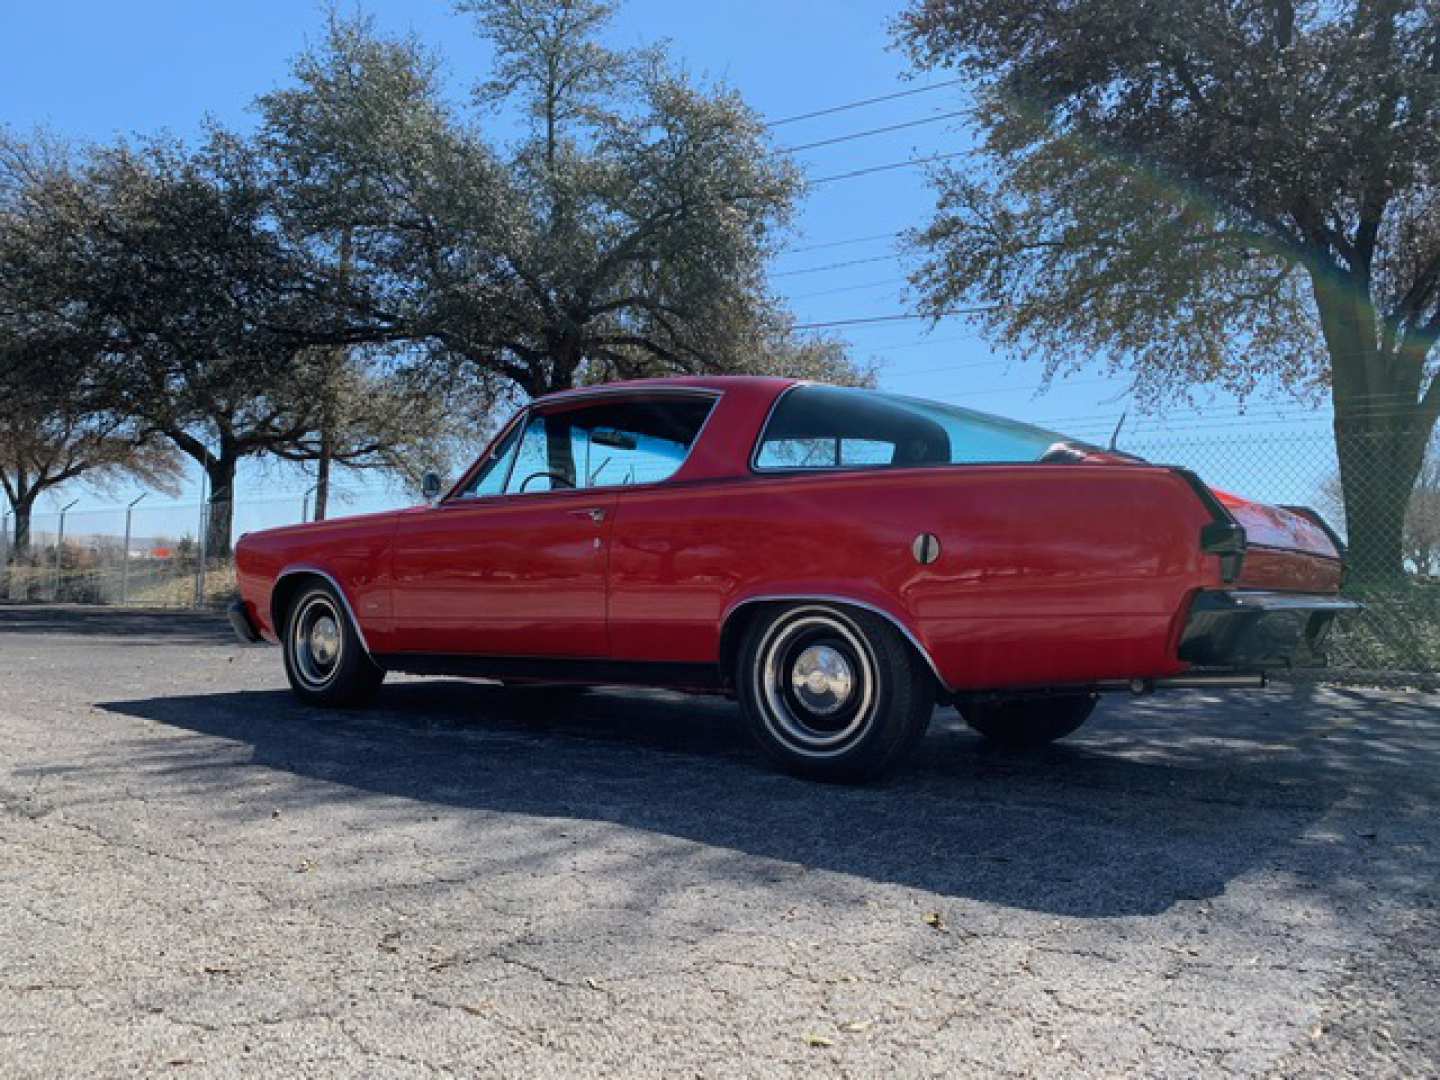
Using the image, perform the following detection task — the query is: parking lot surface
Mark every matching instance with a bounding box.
[1,606,1436,1078]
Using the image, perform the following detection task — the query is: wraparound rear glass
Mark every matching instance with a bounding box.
[754,384,1098,469]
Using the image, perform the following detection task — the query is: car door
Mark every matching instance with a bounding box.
[388,409,616,658]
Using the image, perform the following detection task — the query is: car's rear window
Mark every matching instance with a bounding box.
[753,385,1094,470]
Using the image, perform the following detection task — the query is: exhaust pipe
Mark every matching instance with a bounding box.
[1105,673,1268,695]
[1155,672,1267,691]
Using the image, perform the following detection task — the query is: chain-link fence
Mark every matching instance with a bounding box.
[1,426,1436,686]
[1122,426,1438,688]
[0,493,372,609]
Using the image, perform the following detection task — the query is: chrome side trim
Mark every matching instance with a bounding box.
[273,567,373,657]
[724,593,951,693]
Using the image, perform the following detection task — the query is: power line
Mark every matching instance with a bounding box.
[788,276,908,300]
[766,78,966,128]
[780,110,969,154]
[771,254,899,279]
[795,307,992,330]
[879,356,1015,377]
[809,150,969,186]
[781,230,904,255]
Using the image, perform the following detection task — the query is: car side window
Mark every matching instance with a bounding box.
[503,397,715,495]
[756,437,896,468]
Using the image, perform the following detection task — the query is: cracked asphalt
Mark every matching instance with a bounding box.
[1,606,1437,1078]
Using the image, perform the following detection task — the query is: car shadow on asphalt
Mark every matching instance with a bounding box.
[94,677,1432,920]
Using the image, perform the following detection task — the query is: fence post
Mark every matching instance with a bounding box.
[122,492,147,606]
[1,509,9,601]
[303,484,317,524]
[194,473,208,609]
[55,499,78,602]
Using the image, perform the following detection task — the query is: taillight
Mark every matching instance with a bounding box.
[1173,469,1248,583]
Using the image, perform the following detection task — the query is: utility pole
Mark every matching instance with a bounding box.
[121,493,148,606]
[54,499,79,602]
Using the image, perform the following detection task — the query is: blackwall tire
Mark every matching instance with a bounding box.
[737,604,933,783]
[281,582,384,707]
[963,694,1097,749]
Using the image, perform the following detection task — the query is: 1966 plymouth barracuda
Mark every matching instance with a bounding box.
[231,376,1357,781]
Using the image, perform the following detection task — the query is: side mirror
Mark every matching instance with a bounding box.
[421,472,443,503]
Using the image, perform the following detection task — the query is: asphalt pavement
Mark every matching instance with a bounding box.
[1,606,1436,1077]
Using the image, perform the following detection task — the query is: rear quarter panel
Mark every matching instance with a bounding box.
[608,465,1219,690]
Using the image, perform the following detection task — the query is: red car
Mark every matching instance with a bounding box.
[231,376,1356,781]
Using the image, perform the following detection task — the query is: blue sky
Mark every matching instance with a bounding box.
[1,0,1332,531]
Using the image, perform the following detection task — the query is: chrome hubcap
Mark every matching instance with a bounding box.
[755,609,877,758]
[309,616,340,666]
[291,596,343,689]
[790,644,854,715]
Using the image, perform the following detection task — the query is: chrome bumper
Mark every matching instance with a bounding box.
[1179,590,1362,669]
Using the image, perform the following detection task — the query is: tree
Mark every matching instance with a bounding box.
[449,0,804,395]
[0,350,182,559]
[260,7,829,404]
[267,344,496,519]
[257,13,488,518]
[0,129,396,557]
[0,133,182,558]
[896,0,1440,583]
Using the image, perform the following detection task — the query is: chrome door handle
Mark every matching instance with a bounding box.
[568,507,607,523]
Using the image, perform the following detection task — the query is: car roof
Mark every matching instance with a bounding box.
[534,374,797,405]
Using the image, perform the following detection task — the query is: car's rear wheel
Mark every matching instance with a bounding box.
[737,604,933,783]
[963,694,1097,749]
[281,581,384,707]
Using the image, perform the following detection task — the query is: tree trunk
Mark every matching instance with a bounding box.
[204,457,237,562]
[313,228,352,524]
[314,426,333,522]
[1333,407,1428,586]
[540,338,582,485]
[1311,267,1435,585]
[544,418,575,486]
[5,495,35,601]
[11,498,32,559]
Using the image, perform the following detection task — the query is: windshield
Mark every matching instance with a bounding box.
[754,385,1099,469]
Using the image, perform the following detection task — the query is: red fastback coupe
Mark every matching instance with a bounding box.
[232,376,1356,781]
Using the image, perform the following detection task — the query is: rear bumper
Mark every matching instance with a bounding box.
[1179,590,1362,669]
[227,599,264,644]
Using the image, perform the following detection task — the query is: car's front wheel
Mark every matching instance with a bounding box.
[962,694,1097,749]
[281,581,384,707]
[737,604,933,783]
